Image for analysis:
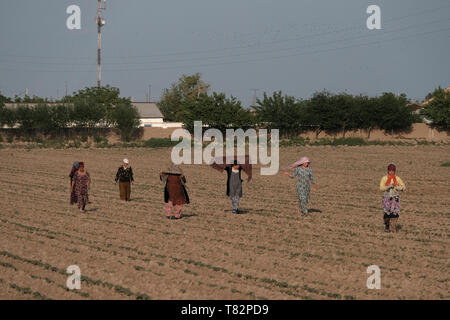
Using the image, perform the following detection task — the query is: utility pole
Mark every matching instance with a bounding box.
[148,85,151,102]
[65,81,68,96]
[96,0,106,88]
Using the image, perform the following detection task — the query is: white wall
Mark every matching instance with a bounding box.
[139,118,182,128]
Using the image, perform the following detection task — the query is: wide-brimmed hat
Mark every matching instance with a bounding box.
[162,164,183,175]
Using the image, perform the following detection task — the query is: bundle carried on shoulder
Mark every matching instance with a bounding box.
[210,155,252,182]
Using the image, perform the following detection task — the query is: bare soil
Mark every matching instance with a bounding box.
[0,145,449,299]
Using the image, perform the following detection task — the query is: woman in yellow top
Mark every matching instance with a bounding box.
[380,163,406,233]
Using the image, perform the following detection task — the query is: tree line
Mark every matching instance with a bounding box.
[0,86,140,140]
[2,74,448,142]
[159,73,428,137]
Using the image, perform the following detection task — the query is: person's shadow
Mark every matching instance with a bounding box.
[308,208,322,213]
[181,213,198,219]
[223,209,249,214]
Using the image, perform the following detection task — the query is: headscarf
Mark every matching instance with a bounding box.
[210,155,252,182]
[285,156,310,170]
[123,158,129,164]
[385,163,398,187]
[73,161,79,168]
[162,164,183,175]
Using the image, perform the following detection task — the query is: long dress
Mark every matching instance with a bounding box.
[74,171,90,210]
[167,175,188,205]
[69,166,78,204]
[290,166,316,214]
[229,169,243,211]
[229,170,243,198]
[380,175,406,217]
[161,174,189,205]
[161,173,189,218]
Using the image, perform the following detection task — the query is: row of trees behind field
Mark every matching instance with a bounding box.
[0,86,140,140]
[1,73,449,140]
[158,73,439,137]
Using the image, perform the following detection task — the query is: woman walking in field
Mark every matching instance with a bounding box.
[380,163,406,233]
[160,164,189,220]
[71,162,91,212]
[69,161,79,205]
[115,158,134,201]
[282,156,317,216]
[211,156,252,214]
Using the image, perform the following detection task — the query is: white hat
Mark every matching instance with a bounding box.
[123,158,129,164]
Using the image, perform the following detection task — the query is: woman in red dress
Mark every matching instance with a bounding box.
[69,161,79,205]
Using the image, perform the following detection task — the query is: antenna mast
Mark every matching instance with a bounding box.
[97,0,106,87]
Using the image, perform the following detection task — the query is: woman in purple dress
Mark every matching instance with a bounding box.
[71,162,91,212]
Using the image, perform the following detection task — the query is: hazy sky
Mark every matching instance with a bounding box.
[1,0,449,106]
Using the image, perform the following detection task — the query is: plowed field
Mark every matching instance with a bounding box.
[0,146,449,299]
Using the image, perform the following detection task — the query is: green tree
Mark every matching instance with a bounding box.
[376,92,413,132]
[15,105,35,131]
[110,102,141,141]
[357,96,380,138]
[253,91,307,137]
[181,92,253,134]
[420,87,450,129]
[14,95,49,103]
[0,92,12,128]
[208,93,254,133]
[332,93,362,138]
[51,104,73,129]
[72,100,107,128]
[64,85,129,127]
[306,90,341,137]
[0,105,16,128]
[158,73,210,121]
[0,92,12,105]
[32,104,54,131]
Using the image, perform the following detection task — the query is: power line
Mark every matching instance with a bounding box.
[98,3,450,60]
[1,16,448,68]
[1,24,449,73]
[1,3,449,62]
[92,25,450,72]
